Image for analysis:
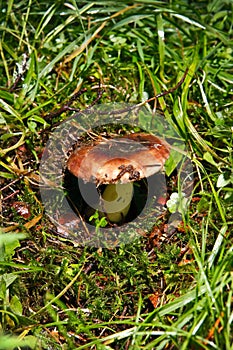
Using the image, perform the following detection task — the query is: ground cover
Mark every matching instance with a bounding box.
[0,1,232,349]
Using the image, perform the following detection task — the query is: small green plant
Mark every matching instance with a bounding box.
[89,210,108,233]
[166,192,189,214]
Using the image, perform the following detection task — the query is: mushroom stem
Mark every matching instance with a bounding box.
[99,183,134,223]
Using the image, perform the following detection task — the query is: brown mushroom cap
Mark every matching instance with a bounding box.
[67,132,170,184]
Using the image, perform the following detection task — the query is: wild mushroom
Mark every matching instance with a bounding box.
[66,132,170,224]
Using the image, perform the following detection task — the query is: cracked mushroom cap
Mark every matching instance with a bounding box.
[67,132,170,184]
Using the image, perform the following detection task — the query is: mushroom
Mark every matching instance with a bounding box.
[66,132,170,223]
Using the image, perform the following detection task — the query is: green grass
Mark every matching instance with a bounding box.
[0,0,233,349]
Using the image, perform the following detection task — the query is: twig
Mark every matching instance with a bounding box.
[153,68,189,99]
[44,88,87,121]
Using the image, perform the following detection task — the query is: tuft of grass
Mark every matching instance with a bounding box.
[0,0,232,349]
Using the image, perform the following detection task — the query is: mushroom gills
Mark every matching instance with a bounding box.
[99,183,134,223]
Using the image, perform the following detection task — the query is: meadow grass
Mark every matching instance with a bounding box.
[0,0,232,349]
